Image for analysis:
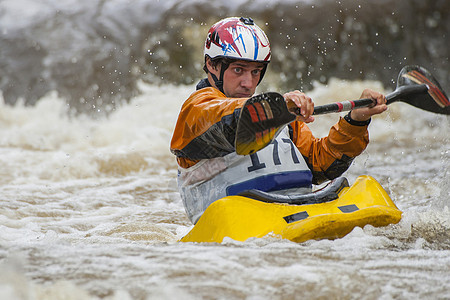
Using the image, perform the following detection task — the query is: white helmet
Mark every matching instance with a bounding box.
[204,17,271,92]
[204,17,271,63]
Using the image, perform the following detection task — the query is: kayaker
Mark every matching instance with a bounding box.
[170,17,387,224]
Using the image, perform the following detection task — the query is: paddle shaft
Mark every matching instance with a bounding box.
[312,98,374,115]
[310,84,428,115]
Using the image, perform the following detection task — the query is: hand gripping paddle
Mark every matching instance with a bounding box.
[235,65,449,155]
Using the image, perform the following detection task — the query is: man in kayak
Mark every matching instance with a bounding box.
[171,17,387,224]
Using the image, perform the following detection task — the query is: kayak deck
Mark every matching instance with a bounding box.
[180,175,402,243]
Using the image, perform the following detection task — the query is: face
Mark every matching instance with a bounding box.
[208,59,265,98]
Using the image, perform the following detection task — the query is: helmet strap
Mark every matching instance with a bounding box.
[210,60,229,94]
[209,72,223,93]
[258,64,268,85]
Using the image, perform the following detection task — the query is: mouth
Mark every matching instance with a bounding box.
[235,93,252,98]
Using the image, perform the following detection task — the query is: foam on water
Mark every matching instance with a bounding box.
[0,81,449,299]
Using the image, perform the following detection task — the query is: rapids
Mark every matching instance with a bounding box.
[0,0,449,299]
[0,80,448,299]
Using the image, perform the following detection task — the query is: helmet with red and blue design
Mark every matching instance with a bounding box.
[203,17,271,92]
[204,17,271,63]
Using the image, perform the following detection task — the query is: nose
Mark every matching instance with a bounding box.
[240,71,253,89]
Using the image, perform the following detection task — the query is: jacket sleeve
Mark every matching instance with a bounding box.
[170,87,248,167]
[289,118,369,184]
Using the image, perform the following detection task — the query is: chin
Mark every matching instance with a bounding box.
[234,93,252,98]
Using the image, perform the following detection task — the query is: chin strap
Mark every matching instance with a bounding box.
[210,72,223,93]
[258,65,268,85]
[210,61,230,94]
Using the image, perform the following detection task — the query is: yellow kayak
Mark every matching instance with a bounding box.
[180,175,402,243]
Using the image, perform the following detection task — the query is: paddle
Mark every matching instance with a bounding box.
[310,65,449,115]
[235,65,449,155]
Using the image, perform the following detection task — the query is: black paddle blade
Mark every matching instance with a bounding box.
[235,92,295,155]
[394,65,450,115]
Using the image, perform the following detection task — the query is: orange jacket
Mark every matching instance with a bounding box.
[170,85,369,184]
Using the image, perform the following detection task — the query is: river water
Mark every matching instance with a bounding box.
[1,0,449,299]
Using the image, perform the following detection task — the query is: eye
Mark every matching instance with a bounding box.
[233,67,243,74]
[252,69,262,76]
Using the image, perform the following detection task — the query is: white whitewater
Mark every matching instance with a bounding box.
[0,80,448,299]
